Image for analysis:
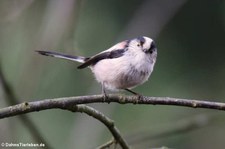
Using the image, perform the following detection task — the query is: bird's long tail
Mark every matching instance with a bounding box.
[36,50,88,63]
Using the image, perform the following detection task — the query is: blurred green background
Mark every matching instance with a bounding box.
[0,0,225,149]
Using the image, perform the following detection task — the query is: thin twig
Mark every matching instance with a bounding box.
[1,95,225,149]
[62,104,129,149]
[96,139,115,149]
[0,95,225,120]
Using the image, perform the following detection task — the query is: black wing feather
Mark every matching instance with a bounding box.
[77,49,126,69]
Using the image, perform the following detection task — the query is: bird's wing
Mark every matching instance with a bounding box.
[77,48,127,69]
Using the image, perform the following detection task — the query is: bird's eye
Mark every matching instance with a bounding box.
[140,41,144,46]
[137,44,140,47]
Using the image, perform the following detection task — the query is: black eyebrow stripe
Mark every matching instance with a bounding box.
[137,37,146,46]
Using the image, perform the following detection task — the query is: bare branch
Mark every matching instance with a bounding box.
[0,95,225,120]
[67,105,129,149]
[0,95,225,148]
[96,139,115,149]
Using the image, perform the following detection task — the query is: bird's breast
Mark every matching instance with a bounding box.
[91,54,153,90]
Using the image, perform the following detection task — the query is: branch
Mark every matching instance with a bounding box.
[0,95,225,120]
[96,139,115,149]
[0,63,52,149]
[67,105,129,149]
[0,95,224,149]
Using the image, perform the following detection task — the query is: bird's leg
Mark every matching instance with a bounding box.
[124,88,143,102]
[124,88,140,96]
[101,82,108,102]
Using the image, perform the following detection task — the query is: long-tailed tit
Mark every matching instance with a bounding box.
[36,36,157,97]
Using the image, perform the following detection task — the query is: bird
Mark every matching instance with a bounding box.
[36,36,157,98]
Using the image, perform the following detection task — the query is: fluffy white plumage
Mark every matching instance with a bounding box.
[37,36,157,96]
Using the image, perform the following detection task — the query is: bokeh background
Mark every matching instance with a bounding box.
[0,0,225,149]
